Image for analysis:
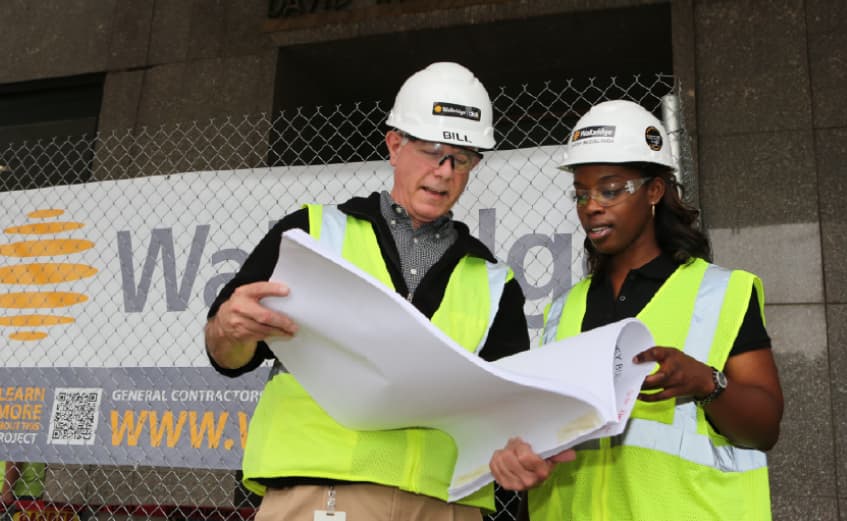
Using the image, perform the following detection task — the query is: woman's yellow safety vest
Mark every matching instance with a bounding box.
[242,205,514,511]
[529,258,772,521]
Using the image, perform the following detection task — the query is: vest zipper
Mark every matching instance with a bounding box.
[405,429,424,493]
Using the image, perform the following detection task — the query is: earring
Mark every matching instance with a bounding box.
[651,204,656,217]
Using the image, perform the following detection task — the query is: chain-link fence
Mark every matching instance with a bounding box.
[0,74,687,521]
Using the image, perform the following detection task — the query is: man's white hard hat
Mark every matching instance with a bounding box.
[386,62,496,150]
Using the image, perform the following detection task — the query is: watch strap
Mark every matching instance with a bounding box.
[695,366,726,407]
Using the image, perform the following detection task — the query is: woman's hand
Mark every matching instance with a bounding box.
[633,346,783,450]
[634,346,714,402]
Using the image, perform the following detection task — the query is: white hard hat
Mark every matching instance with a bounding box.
[559,99,676,171]
[386,62,496,150]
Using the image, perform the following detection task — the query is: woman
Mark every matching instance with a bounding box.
[489,100,783,521]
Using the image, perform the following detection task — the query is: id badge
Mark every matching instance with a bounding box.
[314,511,346,520]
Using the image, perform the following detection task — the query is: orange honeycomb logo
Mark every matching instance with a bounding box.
[0,209,97,341]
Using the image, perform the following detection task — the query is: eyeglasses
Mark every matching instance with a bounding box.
[571,177,653,208]
[398,132,483,174]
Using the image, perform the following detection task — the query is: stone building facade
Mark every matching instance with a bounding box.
[0,1,845,519]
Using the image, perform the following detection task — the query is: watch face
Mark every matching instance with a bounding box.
[716,370,728,388]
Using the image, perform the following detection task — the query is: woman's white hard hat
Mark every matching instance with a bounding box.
[560,99,676,171]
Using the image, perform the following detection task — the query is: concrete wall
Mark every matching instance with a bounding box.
[0,0,277,177]
[688,1,846,519]
[1,0,845,519]
[0,0,276,130]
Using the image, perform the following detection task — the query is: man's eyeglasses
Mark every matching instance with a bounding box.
[571,177,653,208]
[398,132,483,174]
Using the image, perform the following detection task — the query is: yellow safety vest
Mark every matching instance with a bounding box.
[530,258,771,521]
[242,204,513,511]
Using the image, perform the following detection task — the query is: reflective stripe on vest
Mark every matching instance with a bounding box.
[476,261,508,354]
[607,418,766,472]
[314,203,347,254]
[542,290,568,345]
[544,261,766,473]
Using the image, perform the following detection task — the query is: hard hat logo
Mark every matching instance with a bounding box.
[644,126,663,151]
[571,126,616,143]
[432,102,481,122]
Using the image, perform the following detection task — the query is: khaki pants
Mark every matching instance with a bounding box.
[255,483,483,521]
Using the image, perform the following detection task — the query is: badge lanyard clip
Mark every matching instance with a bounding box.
[314,485,346,521]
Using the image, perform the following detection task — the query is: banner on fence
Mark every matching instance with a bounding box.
[0,145,583,467]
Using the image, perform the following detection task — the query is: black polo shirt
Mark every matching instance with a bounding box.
[583,254,771,355]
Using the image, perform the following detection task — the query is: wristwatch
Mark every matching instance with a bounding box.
[695,366,727,407]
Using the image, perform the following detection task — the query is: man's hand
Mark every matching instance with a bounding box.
[206,281,298,369]
[489,437,576,491]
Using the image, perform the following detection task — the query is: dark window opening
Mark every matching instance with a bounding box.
[269,3,673,166]
[0,73,104,191]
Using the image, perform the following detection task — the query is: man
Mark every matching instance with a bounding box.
[205,62,530,521]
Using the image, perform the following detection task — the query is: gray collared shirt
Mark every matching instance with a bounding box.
[379,191,458,295]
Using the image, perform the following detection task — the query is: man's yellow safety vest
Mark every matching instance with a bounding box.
[530,258,772,521]
[242,204,514,511]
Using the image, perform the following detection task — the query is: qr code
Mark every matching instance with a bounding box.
[47,387,103,446]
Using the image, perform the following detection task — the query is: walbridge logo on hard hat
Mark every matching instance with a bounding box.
[432,102,481,121]
[572,125,616,143]
[0,209,97,342]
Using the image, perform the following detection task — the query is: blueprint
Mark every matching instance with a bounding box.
[263,229,655,501]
